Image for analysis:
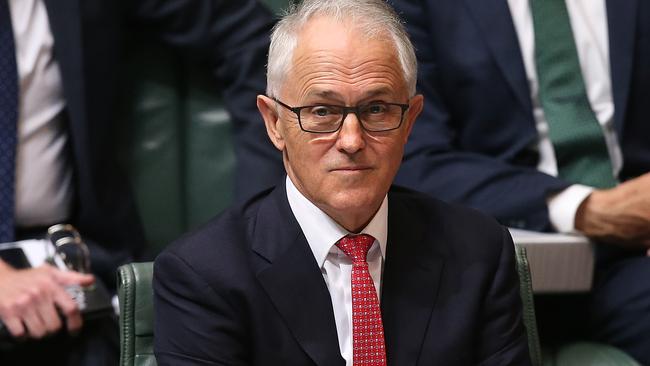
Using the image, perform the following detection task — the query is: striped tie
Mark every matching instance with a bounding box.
[531,0,617,189]
[0,0,19,242]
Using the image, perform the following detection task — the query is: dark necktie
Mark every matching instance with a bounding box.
[531,0,617,189]
[0,0,18,242]
[336,234,387,366]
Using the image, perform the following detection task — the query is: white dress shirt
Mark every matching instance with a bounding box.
[507,0,622,232]
[9,0,73,227]
[286,176,388,366]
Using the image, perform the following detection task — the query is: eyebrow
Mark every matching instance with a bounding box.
[304,88,396,104]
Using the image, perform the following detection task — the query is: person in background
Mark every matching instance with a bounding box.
[0,0,277,364]
[389,0,650,363]
[153,1,531,365]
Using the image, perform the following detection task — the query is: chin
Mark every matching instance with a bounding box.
[324,189,382,213]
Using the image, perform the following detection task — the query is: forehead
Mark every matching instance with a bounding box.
[285,16,406,100]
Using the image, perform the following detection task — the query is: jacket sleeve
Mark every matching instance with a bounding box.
[390,0,569,232]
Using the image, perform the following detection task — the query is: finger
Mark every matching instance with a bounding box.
[64,310,83,335]
[22,307,47,339]
[51,269,95,287]
[36,295,63,334]
[52,287,83,334]
[2,316,26,338]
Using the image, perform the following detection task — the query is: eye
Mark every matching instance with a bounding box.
[366,103,388,114]
[308,105,339,117]
[314,107,330,116]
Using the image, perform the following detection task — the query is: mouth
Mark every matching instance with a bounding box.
[330,166,372,173]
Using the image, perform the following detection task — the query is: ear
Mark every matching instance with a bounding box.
[402,94,424,142]
[257,95,286,151]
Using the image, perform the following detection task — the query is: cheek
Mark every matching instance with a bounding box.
[373,136,405,162]
[285,137,332,174]
[373,141,406,182]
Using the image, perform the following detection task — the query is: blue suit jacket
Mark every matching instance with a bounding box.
[153,182,531,365]
[41,0,277,283]
[391,0,650,232]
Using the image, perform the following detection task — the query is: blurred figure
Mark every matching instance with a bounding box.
[390,0,650,362]
[0,0,276,364]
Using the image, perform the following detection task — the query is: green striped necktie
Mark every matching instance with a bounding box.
[530,0,617,189]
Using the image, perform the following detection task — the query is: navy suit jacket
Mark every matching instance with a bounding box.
[390,0,650,232]
[40,0,277,283]
[153,182,531,365]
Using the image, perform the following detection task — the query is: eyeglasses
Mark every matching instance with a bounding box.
[273,98,409,133]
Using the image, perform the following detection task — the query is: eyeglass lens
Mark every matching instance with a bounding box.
[299,102,404,132]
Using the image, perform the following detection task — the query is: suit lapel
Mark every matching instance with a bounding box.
[381,194,444,365]
[463,0,532,114]
[606,0,638,137]
[253,185,344,366]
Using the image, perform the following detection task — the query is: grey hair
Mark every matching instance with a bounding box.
[266,0,417,98]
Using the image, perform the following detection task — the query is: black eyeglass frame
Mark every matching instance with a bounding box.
[273,98,410,133]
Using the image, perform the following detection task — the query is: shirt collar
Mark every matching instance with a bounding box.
[285,176,388,268]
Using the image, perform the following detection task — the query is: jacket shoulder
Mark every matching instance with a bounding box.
[157,187,274,276]
[389,185,511,260]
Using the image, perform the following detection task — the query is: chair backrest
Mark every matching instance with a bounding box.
[117,0,290,256]
[117,249,542,366]
[118,42,236,256]
[118,262,156,366]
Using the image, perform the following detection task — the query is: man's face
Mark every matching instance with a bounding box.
[258,16,423,231]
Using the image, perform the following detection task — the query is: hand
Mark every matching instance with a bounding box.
[0,261,95,339]
[575,172,650,248]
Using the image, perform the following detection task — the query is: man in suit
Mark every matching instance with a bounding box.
[154,1,531,365]
[389,0,650,362]
[0,0,275,364]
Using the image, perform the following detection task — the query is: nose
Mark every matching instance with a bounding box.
[335,112,366,154]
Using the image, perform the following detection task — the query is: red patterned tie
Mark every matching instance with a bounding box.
[336,234,387,366]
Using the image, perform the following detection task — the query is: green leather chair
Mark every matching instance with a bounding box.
[115,45,640,366]
[117,246,576,366]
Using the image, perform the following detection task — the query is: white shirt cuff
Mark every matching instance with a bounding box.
[547,184,594,233]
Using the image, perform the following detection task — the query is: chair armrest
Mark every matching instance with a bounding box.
[515,245,543,366]
[118,262,155,366]
[510,229,594,293]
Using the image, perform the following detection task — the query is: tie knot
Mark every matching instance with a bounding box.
[336,234,375,263]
